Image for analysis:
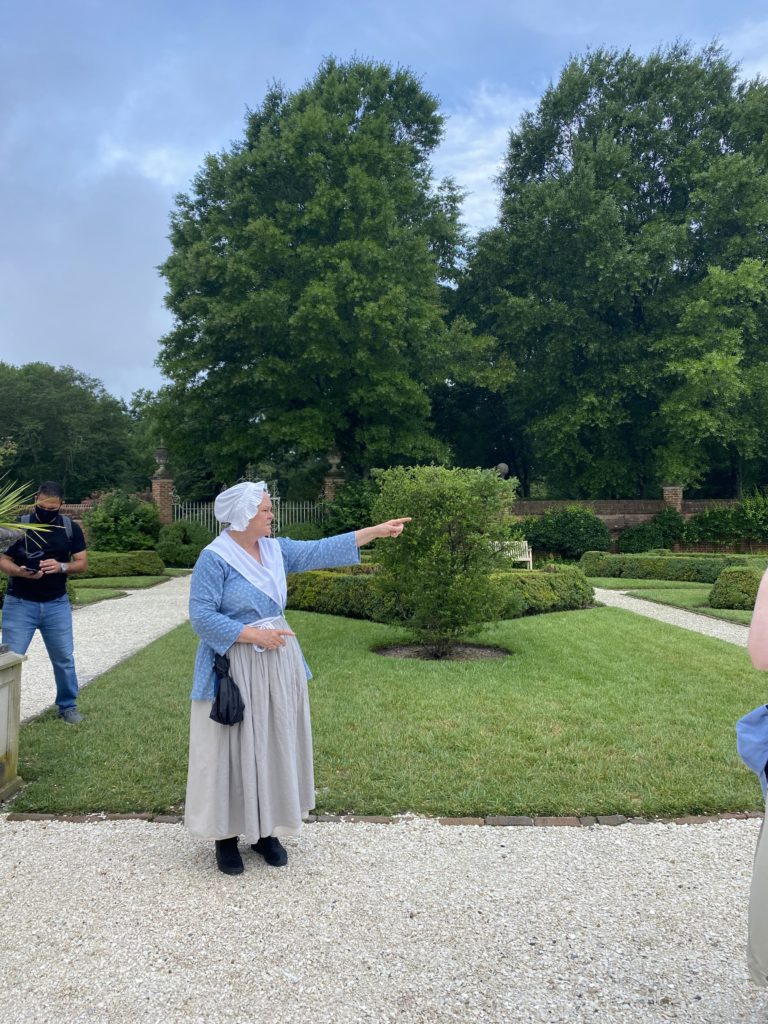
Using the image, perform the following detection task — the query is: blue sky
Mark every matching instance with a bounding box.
[2,0,767,401]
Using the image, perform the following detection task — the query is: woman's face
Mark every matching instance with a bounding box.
[249,494,274,536]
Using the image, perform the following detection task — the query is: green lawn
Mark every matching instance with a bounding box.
[71,575,169,590]
[71,588,126,605]
[12,607,766,818]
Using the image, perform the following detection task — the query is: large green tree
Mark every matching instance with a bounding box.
[156,57,481,484]
[0,362,144,500]
[445,44,768,497]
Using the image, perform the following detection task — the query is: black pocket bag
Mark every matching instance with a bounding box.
[209,652,245,726]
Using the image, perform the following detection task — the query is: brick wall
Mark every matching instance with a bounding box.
[513,494,742,533]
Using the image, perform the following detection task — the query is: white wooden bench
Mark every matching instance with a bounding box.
[497,539,533,569]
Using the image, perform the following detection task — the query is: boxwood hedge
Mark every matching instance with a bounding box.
[81,550,166,578]
[287,565,593,622]
[579,550,748,583]
[709,566,763,610]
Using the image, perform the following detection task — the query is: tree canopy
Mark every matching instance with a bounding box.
[156,56,485,487]
[0,362,148,501]
[445,43,768,497]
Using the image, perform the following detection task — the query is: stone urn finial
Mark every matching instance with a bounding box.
[324,451,344,501]
[153,443,170,479]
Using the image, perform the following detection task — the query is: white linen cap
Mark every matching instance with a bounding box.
[213,481,268,530]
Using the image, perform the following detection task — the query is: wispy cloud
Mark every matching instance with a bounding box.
[95,135,198,188]
[723,18,768,80]
[434,83,534,233]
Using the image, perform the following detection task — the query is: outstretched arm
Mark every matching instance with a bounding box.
[354,518,412,547]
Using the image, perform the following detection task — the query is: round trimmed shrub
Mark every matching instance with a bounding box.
[372,465,519,655]
[709,566,762,610]
[522,506,611,561]
[84,491,161,552]
[156,519,213,567]
[617,509,685,553]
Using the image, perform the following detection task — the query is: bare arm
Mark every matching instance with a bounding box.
[354,518,412,548]
[0,553,41,579]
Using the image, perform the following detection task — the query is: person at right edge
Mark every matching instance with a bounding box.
[744,569,768,985]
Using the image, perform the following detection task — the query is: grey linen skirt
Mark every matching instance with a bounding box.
[184,620,315,842]
[749,791,768,985]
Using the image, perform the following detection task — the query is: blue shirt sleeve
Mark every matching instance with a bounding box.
[277,532,360,574]
[189,550,244,654]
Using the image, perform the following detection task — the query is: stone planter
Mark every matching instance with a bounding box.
[0,646,24,801]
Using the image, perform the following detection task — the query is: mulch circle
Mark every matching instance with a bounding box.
[373,643,511,661]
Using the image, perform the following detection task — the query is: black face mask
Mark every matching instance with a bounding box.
[34,505,61,524]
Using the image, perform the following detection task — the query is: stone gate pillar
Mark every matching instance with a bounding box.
[662,485,683,513]
[151,445,174,525]
[323,452,345,502]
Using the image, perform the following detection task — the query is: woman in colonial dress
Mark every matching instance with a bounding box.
[185,480,410,874]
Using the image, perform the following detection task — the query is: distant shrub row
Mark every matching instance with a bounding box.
[616,492,768,552]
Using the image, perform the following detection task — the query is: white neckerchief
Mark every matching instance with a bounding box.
[207,530,287,610]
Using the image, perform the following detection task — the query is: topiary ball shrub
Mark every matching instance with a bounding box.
[282,521,324,540]
[84,491,161,552]
[709,566,763,610]
[373,465,519,656]
[156,519,213,567]
[522,506,610,561]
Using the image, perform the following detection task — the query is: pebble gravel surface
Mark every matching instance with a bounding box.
[593,588,750,647]
[4,578,767,1022]
[18,575,191,721]
[1,815,767,1024]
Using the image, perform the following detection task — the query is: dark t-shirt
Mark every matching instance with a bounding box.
[5,513,86,602]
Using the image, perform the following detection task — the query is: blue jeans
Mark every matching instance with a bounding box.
[2,595,79,709]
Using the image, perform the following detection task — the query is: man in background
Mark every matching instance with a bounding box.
[0,481,88,723]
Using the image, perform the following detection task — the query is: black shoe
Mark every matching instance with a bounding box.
[58,707,83,724]
[252,836,288,867]
[215,837,244,875]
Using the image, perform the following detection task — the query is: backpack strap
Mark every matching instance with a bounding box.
[20,512,73,542]
[61,515,73,542]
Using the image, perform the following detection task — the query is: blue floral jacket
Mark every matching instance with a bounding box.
[188,532,360,700]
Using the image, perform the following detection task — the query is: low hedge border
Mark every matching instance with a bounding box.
[287,565,594,622]
[580,550,748,583]
[80,551,166,578]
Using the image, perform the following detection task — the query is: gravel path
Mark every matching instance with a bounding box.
[18,575,191,721]
[1,815,767,1024]
[594,588,750,647]
[4,578,767,1021]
